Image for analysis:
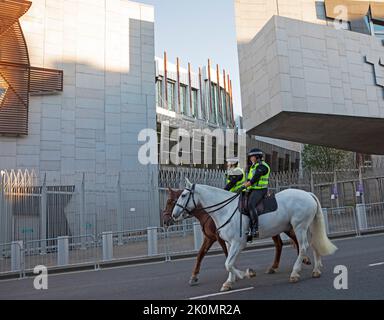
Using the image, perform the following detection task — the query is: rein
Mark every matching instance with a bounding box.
[176,184,242,233]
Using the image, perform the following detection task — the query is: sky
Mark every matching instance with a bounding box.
[139,0,242,116]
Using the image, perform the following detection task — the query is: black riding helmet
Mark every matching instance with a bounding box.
[247,148,264,159]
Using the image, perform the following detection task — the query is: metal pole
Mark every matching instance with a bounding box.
[40,174,47,254]
[80,173,86,249]
[117,173,123,246]
[0,173,6,244]
[310,170,315,193]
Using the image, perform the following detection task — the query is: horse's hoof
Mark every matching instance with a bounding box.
[289,276,300,283]
[265,268,277,274]
[246,268,256,278]
[189,277,199,286]
[220,283,232,292]
[312,271,321,278]
[303,257,312,265]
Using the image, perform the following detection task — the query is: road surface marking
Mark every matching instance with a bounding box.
[369,262,384,267]
[189,286,254,300]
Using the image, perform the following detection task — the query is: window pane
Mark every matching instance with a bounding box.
[156,80,162,108]
[350,16,371,35]
[167,82,175,111]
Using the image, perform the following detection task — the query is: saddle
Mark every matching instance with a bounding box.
[239,191,278,216]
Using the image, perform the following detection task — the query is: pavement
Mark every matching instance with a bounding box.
[0,233,383,300]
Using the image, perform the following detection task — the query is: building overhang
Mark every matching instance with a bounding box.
[251,111,384,155]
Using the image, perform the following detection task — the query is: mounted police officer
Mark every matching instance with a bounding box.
[243,148,271,240]
[224,157,246,193]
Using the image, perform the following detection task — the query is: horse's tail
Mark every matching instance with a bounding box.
[309,193,338,256]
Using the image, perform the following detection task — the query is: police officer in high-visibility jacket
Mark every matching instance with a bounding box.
[243,148,271,239]
[224,158,246,193]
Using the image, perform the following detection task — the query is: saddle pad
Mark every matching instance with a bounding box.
[257,195,278,216]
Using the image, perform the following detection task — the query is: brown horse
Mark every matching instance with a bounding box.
[162,188,311,286]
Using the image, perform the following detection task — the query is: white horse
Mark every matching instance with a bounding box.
[172,179,338,292]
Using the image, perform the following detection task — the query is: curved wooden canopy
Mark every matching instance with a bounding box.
[0,0,63,135]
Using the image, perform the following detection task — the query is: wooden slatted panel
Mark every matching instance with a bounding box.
[0,64,29,135]
[0,22,30,66]
[29,67,63,94]
[0,0,31,36]
[0,1,31,135]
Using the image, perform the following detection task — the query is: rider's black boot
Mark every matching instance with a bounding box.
[250,209,259,239]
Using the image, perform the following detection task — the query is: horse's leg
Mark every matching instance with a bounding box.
[289,225,310,283]
[311,248,323,279]
[287,229,311,266]
[217,237,228,257]
[221,241,252,292]
[266,235,283,274]
[189,236,215,286]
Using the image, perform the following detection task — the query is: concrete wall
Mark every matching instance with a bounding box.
[235,1,384,154]
[0,0,159,227]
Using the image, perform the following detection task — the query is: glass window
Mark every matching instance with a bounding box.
[373,20,384,39]
[220,89,227,126]
[167,81,175,111]
[211,83,218,124]
[180,84,188,115]
[156,79,162,108]
[350,15,371,35]
[191,88,198,118]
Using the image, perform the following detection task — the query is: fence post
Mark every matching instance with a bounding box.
[356,204,368,233]
[117,173,123,246]
[193,222,203,251]
[102,232,113,261]
[0,173,6,244]
[80,173,86,249]
[57,236,69,266]
[322,208,330,235]
[310,170,314,193]
[11,241,23,272]
[147,227,158,256]
[40,174,47,254]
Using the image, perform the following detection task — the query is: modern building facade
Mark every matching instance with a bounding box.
[155,54,238,169]
[235,0,384,155]
[0,0,160,230]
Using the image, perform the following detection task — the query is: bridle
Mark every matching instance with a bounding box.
[175,184,241,218]
[175,184,198,217]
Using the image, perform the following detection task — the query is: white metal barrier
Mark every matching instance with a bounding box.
[1,201,384,278]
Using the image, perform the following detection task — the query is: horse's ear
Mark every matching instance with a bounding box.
[167,187,174,195]
[185,177,192,189]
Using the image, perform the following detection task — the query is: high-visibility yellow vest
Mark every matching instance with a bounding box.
[247,161,270,190]
[226,167,246,193]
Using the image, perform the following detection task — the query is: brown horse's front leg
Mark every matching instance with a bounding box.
[189,236,215,286]
[266,235,283,274]
[286,229,311,265]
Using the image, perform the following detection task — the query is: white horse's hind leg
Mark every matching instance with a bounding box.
[289,226,310,283]
[312,248,323,278]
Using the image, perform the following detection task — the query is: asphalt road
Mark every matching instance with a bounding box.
[0,234,383,300]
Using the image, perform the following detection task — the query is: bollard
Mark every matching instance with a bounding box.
[322,208,330,235]
[356,204,368,232]
[102,232,113,261]
[57,236,69,266]
[11,241,23,272]
[147,227,158,256]
[193,222,203,251]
